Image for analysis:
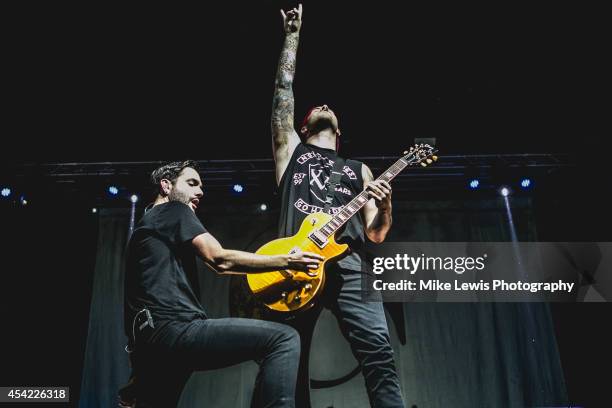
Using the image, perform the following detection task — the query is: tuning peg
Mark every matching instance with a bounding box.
[426,159,432,164]
[432,155,438,161]
[403,150,409,155]
[420,162,427,167]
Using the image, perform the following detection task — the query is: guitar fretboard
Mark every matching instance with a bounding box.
[318,157,410,238]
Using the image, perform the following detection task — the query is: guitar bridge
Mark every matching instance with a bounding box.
[308,230,328,249]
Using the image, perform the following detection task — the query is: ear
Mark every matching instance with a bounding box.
[160,179,172,196]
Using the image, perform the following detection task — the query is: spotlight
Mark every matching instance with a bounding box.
[520,178,532,189]
[92,208,98,213]
[1,187,11,197]
[500,187,510,197]
[468,179,480,189]
[232,184,244,193]
[260,203,268,211]
[20,196,28,205]
[108,186,119,196]
[130,194,139,203]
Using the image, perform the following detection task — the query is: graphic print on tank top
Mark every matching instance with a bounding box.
[290,148,358,216]
[279,143,365,271]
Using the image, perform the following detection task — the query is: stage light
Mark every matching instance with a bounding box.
[108,186,119,196]
[92,208,98,213]
[260,203,268,211]
[468,179,480,189]
[500,187,510,197]
[520,178,532,189]
[20,196,28,205]
[233,184,244,193]
[1,187,10,197]
[130,194,139,203]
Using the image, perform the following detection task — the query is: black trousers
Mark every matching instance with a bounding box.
[274,267,405,408]
[129,317,300,407]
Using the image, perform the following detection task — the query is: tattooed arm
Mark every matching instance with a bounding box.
[272,4,303,185]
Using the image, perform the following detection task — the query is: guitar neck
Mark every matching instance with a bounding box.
[318,157,409,238]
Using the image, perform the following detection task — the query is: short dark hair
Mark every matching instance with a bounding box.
[150,160,198,193]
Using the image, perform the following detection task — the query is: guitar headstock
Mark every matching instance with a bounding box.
[402,144,439,167]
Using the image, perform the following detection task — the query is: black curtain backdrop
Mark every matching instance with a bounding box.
[79,211,131,407]
[79,198,568,407]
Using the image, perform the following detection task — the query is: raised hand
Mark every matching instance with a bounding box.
[281,3,303,33]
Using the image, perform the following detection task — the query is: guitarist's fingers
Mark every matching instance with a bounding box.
[372,182,390,196]
[303,251,324,260]
[292,260,320,271]
[367,189,383,201]
[378,184,391,195]
[380,180,392,191]
[296,261,320,270]
[366,182,385,198]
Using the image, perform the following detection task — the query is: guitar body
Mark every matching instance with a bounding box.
[246,212,349,312]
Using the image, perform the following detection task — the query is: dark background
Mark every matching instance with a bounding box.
[4,1,606,162]
[1,1,609,406]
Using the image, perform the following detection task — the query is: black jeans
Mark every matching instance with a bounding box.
[277,267,405,408]
[131,317,300,407]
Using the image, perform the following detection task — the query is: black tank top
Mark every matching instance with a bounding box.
[278,143,365,271]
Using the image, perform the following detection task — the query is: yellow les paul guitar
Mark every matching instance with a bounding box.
[247,144,438,312]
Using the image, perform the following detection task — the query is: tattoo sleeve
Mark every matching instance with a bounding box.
[271,33,300,144]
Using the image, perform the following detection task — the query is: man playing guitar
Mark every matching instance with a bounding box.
[269,4,405,407]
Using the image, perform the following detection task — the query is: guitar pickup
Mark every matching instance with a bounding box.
[308,231,328,249]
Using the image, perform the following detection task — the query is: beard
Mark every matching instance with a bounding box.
[308,114,337,133]
[168,187,191,206]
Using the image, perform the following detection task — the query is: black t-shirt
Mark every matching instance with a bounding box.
[124,201,208,335]
[278,143,365,271]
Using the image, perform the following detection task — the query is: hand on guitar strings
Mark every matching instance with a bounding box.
[286,249,323,278]
[365,180,392,211]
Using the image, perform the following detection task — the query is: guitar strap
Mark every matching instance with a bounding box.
[323,157,345,214]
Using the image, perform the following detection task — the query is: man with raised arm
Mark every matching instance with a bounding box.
[269,4,405,407]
